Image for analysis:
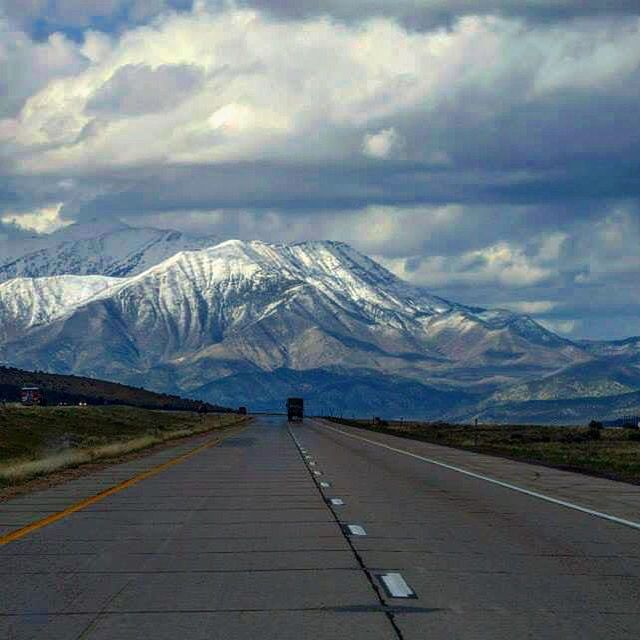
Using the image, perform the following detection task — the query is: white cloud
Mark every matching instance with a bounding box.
[4,9,640,174]
[532,19,640,95]
[0,18,88,118]
[538,319,578,335]
[87,63,204,115]
[1,203,71,233]
[135,204,463,258]
[502,301,557,314]
[362,127,403,159]
[380,236,560,289]
[318,205,463,257]
[570,206,640,283]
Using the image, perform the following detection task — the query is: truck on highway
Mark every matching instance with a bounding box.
[286,397,304,422]
[21,386,44,406]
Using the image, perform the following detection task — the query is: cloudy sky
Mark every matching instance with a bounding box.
[1,1,639,340]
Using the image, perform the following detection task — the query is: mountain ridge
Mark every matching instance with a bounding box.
[0,226,637,423]
[0,219,218,283]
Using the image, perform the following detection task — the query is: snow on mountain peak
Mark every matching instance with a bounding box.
[0,228,601,417]
[127,238,454,326]
[0,221,219,284]
[0,275,121,341]
[0,225,564,353]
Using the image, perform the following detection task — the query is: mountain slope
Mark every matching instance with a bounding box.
[0,365,227,411]
[488,359,640,404]
[0,239,591,415]
[0,275,119,343]
[579,337,640,360]
[0,219,217,283]
[453,389,640,425]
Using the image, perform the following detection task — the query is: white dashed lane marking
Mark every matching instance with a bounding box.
[378,573,416,599]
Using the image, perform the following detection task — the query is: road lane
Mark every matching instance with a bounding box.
[4,414,640,639]
[301,419,640,639]
[1,418,394,640]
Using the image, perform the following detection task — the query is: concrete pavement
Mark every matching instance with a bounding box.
[1,418,394,639]
[1,416,640,638]
[301,419,640,639]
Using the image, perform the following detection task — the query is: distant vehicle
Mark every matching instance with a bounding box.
[21,386,43,406]
[238,406,248,415]
[286,397,304,422]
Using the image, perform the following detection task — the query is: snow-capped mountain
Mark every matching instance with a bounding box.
[0,238,599,417]
[0,219,217,283]
[0,275,119,343]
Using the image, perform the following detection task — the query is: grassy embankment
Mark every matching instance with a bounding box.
[326,418,640,484]
[0,405,246,486]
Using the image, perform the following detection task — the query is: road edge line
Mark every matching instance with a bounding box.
[0,433,232,547]
[316,420,640,533]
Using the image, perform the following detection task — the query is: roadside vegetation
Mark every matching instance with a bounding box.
[0,405,246,486]
[326,418,640,484]
[0,365,230,412]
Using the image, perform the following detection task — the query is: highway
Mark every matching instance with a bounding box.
[2,416,640,639]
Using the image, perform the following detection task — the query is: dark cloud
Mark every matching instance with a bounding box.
[59,156,639,221]
[5,0,640,40]
[214,0,640,29]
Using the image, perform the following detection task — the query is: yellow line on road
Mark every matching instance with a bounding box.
[0,436,222,547]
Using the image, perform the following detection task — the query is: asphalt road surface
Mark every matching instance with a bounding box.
[2,416,640,639]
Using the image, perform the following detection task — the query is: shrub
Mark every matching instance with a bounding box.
[588,427,602,440]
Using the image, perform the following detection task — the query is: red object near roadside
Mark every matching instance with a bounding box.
[21,386,43,406]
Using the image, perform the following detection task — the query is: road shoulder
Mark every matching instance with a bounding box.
[313,418,640,527]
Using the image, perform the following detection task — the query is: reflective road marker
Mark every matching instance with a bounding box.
[378,573,416,599]
[346,524,367,536]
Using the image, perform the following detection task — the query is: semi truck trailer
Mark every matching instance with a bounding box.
[286,397,304,422]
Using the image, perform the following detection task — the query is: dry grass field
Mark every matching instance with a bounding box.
[0,405,245,486]
[327,418,640,484]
